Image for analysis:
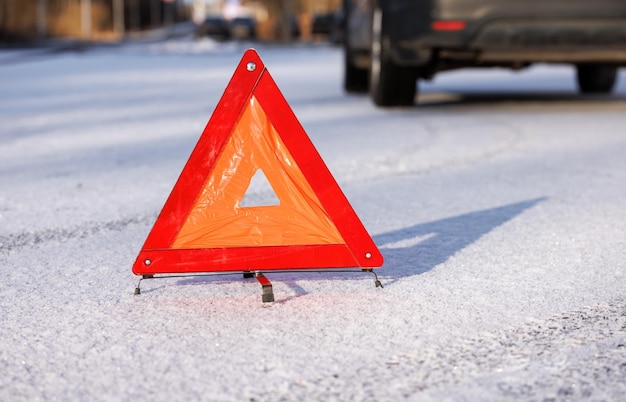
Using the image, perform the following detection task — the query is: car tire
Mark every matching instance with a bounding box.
[344,48,369,93]
[369,6,417,107]
[576,64,617,94]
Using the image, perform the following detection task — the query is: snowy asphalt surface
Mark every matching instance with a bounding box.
[1,41,625,400]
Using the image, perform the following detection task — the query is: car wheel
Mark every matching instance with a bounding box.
[344,47,369,93]
[576,64,617,94]
[369,6,417,107]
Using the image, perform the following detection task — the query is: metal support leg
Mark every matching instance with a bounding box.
[255,273,275,303]
[134,274,154,295]
[364,269,383,288]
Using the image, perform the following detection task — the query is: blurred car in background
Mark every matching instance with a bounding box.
[196,15,231,41]
[230,16,257,40]
[312,13,335,36]
[313,12,344,44]
[343,0,626,106]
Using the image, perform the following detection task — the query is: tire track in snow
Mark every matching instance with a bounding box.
[284,299,626,401]
[334,114,527,183]
[0,214,155,254]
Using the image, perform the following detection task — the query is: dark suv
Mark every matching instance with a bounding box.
[343,0,626,106]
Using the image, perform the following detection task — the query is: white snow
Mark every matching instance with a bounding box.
[1,40,625,400]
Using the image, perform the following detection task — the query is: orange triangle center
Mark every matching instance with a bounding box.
[171,96,345,248]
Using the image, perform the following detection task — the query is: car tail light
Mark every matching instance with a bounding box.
[431,20,466,31]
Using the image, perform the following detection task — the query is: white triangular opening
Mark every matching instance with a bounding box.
[240,169,280,207]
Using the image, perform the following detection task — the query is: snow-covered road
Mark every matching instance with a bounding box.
[1,42,625,400]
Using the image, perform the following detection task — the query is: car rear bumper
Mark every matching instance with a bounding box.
[387,0,626,66]
[396,19,626,65]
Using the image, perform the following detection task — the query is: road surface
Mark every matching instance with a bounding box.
[1,42,625,400]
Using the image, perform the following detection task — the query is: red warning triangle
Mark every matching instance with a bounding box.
[132,49,383,275]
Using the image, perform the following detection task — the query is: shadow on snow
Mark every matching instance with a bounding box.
[374,197,546,285]
[168,197,545,297]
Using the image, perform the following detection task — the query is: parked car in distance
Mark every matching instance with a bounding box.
[196,15,231,41]
[313,12,344,44]
[230,16,257,40]
[312,13,335,36]
[342,0,626,107]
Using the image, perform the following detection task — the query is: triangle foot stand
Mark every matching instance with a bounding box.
[253,273,275,303]
[132,269,382,302]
